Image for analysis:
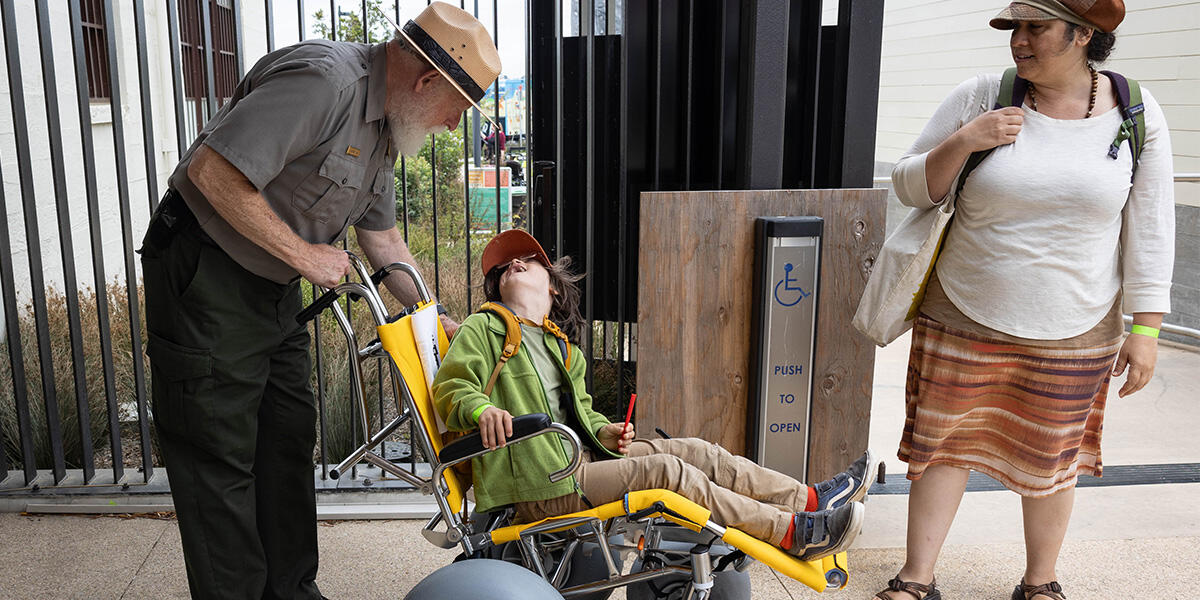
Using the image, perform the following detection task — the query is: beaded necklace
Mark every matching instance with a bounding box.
[1028,65,1099,118]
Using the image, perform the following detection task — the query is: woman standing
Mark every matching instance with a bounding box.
[874,1,1175,599]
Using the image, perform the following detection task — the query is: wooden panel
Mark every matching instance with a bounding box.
[637,189,887,480]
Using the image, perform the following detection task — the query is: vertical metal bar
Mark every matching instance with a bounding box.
[682,0,693,190]
[736,0,788,189]
[167,0,188,156]
[0,145,35,485]
[471,0,481,169]
[400,156,409,240]
[616,0,628,403]
[298,0,304,40]
[651,1,661,190]
[431,133,440,297]
[35,0,94,482]
[133,0,161,213]
[265,0,274,51]
[234,0,245,80]
[583,0,594,377]
[399,0,413,465]
[200,0,218,116]
[1,0,67,484]
[493,0,501,234]
[314,283,329,479]
[553,0,563,256]
[462,0,472,310]
[102,0,153,483]
[362,0,368,42]
[329,0,337,40]
[715,0,726,188]
[523,0,532,229]
[0,378,6,477]
[835,0,883,188]
[68,0,122,484]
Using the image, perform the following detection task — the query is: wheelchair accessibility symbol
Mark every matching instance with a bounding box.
[773,263,812,307]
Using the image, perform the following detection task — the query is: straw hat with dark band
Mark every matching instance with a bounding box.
[379,2,501,115]
[990,0,1125,33]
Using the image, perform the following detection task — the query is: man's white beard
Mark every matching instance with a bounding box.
[387,107,446,157]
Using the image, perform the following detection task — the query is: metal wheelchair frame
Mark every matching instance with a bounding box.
[299,254,844,599]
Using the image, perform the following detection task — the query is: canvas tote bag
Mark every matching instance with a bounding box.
[851,194,957,346]
[852,77,998,346]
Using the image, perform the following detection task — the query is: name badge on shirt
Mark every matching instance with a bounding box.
[346,145,361,158]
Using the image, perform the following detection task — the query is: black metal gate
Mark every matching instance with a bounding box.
[0,0,884,495]
[527,0,884,416]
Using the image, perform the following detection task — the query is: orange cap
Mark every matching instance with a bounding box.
[480,229,552,278]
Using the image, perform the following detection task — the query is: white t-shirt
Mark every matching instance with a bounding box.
[891,74,1175,339]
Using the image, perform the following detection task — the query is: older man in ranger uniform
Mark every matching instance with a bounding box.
[138,4,499,598]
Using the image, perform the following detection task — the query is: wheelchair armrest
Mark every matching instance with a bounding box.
[434,414,584,485]
[438,413,553,464]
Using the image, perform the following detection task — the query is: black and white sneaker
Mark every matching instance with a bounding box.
[788,501,865,561]
[813,450,879,511]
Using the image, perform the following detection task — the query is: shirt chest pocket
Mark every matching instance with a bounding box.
[292,152,365,224]
[349,167,394,225]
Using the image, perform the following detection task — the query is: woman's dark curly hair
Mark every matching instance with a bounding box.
[483,255,586,344]
[1064,22,1116,63]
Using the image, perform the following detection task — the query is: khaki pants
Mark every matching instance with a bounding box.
[516,438,810,543]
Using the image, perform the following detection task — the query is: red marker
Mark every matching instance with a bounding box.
[622,393,637,436]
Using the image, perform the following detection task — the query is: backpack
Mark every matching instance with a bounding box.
[444,303,574,479]
[477,302,572,395]
[962,67,1147,186]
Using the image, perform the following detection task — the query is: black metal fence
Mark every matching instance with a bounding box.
[0,0,530,492]
[1,0,889,494]
[528,0,884,412]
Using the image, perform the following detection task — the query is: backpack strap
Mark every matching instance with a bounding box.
[539,319,572,370]
[479,302,521,396]
[996,67,1028,111]
[1100,70,1146,177]
[477,302,573,395]
[954,69,1023,197]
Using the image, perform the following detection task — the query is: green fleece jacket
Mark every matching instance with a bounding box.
[431,311,620,513]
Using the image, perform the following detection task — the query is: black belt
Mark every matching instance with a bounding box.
[140,189,213,255]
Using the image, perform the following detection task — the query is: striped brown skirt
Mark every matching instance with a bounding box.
[899,315,1122,497]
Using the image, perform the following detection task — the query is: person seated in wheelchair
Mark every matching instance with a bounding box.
[432,229,876,561]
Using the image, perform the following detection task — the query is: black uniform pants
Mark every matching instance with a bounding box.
[141,195,321,600]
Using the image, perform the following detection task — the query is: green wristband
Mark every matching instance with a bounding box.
[471,403,495,423]
[1130,324,1160,339]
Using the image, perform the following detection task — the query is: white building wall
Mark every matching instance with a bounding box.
[0,2,175,316]
[876,0,1200,207]
[0,2,386,340]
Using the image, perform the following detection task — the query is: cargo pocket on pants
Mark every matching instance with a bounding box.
[147,332,213,443]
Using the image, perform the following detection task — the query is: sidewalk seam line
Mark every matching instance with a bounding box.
[118,521,170,599]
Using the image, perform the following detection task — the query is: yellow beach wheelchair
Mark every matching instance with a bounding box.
[297,254,851,599]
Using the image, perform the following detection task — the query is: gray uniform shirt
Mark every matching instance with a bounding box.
[169,40,399,283]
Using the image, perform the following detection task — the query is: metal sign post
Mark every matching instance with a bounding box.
[748,216,823,481]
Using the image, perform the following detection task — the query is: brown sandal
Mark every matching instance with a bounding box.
[1011,579,1066,600]
[875,576,942,600]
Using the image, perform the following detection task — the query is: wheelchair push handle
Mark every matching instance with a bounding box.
[295,252,432,324]
[296,287,343,324]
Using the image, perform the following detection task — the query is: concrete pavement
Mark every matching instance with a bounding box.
[1,335,1197,599]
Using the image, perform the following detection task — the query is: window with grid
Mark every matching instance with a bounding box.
[81,0,111,101]
[179,0,240,137]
